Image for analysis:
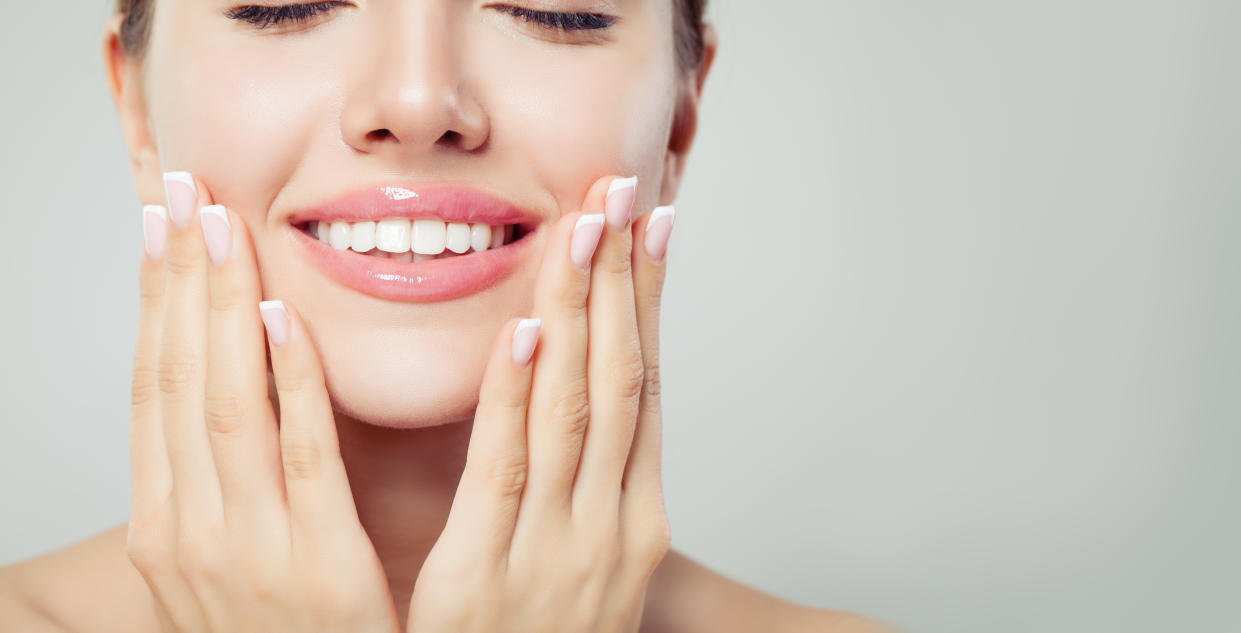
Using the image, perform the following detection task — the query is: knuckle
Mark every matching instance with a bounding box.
[164,250,200,278]
[208,275,244,314]
[273,367,316,398]
[281,440,322,481]
[174,535,219,582]
[130,364,160,408]
[598,250,632,278]
[125,512,168,574]
[636,513,672,574]
[551,385,591,441]
[203,394,247,439]
[484,451,529,498]
[157,346,198,396]
[608,354,645,403]
[642,361,662,401]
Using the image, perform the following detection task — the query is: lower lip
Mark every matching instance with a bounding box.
[288,224,536,302]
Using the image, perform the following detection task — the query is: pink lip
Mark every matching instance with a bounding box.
[287,184,542,226]
[287,184,543,303]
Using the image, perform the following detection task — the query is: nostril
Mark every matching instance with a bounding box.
[367,129,393,142]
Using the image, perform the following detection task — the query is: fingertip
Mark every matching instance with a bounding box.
[511,317,542,368]
[259,299,290,347]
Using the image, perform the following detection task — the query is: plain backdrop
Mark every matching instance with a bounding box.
[2,1,1239,632]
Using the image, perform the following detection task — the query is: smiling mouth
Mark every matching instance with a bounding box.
[294,218,531,262]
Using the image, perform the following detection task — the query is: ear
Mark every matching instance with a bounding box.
[102,13,163,206]
[658,21,719,205]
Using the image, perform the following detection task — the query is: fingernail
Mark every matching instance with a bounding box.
[142,205,167,261]
[605,176,638,232]
[570,213,606,270]
[644,205,676,260]
[259,300,290,347]
[511,318,541,367]
[199,205,231,266]
[162,171,197,229]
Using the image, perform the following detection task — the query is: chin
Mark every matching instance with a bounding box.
[311,320,495,429]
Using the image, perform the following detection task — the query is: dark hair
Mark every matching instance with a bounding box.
[116,0,709,76]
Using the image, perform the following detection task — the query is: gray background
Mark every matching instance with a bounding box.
[3,1,1238,632]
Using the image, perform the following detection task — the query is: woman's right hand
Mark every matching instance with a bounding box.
[126,171,401,633]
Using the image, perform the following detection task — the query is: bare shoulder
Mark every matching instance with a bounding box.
[0,523,159,633]
[641,548,903,633]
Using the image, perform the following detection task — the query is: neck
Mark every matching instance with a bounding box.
[334,413,474,615]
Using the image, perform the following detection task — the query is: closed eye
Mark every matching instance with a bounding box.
[224,1,350,29]
[225,2,617,34]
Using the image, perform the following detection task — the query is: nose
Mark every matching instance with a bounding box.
[340,3,489,158]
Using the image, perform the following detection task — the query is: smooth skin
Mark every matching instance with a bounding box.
[1,1,900,631]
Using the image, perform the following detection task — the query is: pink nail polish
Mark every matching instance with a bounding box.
[260,300,290,347]
[570,214,606,270]
[644,206,676,260]
[605,176,638,232]
[162,171,197,229]
[511,318,541,367]
[142,205,167,261]
[199,205,231,266]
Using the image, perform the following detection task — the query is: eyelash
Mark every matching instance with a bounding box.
[225,2,616,33]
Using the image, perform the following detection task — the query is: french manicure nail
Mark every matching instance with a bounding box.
[511,318,541,367]
[142,205,167,261]
[259,300,290,347]
[162,171,197,229]
[644,205,676,260]
[605,176,638,232]
[199,205,231,266]
[570,213,606,270]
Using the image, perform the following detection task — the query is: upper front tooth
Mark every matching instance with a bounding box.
[329,221,352,251]
[376,219,412,253]
[446,222,471,254]
[470,223,491,253]
[412,219,447,255]
[351,220,376,252]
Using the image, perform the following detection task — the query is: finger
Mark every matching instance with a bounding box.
[159,171,223,526]
[621,206,674,499]
[129,201,209,633]
[439,317,540,567]
[260,300,360,545]
[131,204,172,515]
[573,175,644,515]
[200,204,286,530]
[522,204,604,513]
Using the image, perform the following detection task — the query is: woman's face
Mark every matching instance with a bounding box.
[123,0,691,428]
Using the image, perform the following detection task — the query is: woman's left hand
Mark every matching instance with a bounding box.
[407,175,675,633]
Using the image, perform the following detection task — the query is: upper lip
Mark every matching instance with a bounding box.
[286,184,542,228]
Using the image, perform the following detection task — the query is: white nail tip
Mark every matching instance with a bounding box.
[259,300,286,313]
[575,213,606,229]
[608,176,638,195]
[162,171,196,192]
[650,205,676,226]
[199,205,229,226]
[515,318,542,332]
[143,205,167,220]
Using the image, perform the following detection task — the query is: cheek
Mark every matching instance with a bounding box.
[148,39,336,224]
[478,39,677,207]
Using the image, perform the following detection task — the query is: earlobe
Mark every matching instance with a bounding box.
[102,13,164,205]
[658,21,719,206]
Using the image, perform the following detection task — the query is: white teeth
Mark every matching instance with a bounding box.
[375,219,412,253]
[471,223,491,253]
[329,221,352,251]
[312,217,516,258]
[446,222,471,254]
[351,221,376,252]
[412,219,447,255]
